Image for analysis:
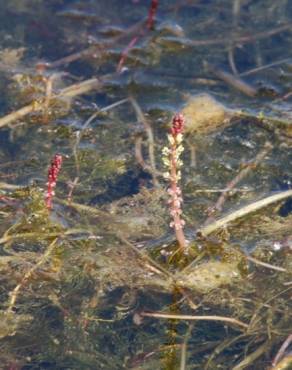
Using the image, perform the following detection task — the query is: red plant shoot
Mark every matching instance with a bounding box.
[147,0,159,30]
[45,154,62,210]
[162,113,187,251]
[117,0,159,72]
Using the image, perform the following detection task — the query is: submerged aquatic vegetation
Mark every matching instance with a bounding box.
[45,154,63,210]
[162,113,187,251]
[0,0,291,369]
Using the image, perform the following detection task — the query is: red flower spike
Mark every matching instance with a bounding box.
[45,154,63,210]
[147,0,159,30]
[171,113,184,136]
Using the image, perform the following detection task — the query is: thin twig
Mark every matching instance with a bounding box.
[42,19,146,69]
[43,73,64,122]
[189,23,292,47]
[7,237,59,313]
[229,0,241,75]
[0,228,91,245]
[270,355,292,370]
[246,256,286,272]
[232,340,270,370]
[130,97,159,186]
[240,57,292,77]
[247,286,292,331]
[206,63,257,97]
[141,311,248,329]
[0,182,23,190]
[205,142,272,222]
[67,176,79,203]
[0,78,102,129]
[180,324,193,370]
[198,190,292,237]
[119,235,198,309]
[72,98,129,175]
[272,334,292,367]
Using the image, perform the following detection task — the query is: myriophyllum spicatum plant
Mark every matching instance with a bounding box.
[162,113,187,252]
[45,154,62,210]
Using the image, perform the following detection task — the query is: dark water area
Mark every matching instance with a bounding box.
[0,1,291,369]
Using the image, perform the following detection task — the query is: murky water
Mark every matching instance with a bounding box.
[0,1,291,369]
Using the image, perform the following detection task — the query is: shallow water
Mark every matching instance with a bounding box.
[0,0,291,369]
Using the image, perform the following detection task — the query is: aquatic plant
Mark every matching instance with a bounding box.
[0,0,291,368]
[117,0,159,72]
[162,113,187,251]
[45,154,63,210]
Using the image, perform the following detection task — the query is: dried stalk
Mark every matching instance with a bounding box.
[189,23,292,47]
[271,334,292,367]
[130,97,159,186]
[205,142,272,222]
[198,189,292,237]
[246,256,286,272]
[206,63,257,97]
[0,228,91,245]
[180,324,193,370]
[7,237,59,313]
[0,182,23,190]
[0,78,102,129]
[44,19,146,69]
[270,355,292,370]
[141,311,248,329]
[231,340,271,370]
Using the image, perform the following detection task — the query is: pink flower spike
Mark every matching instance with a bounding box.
[45,154,63,210]
[171,113,185,136]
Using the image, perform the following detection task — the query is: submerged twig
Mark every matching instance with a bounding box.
[130,97,159,186]
[134,134,161,175]
[0,228,91,245]
[205,142,272,222]
[232,340,271,370]
[180,324,193,370]
[141,311,248,329]
[271,334,292,367]
[0,182,23,190]
[206,63,258,97]
[240,57,292,77]
[6,237,59,313]
[189,23,292,47]
[40,18,146,70]
[72,98,129,175]
[228,0,241,75]
[0,78,102,129]
[247,286,292,332]
[205,335,247,370]
[271,355,292,370]
[120,235,198,309]
[198,190,292,237]
[246,256,286,272]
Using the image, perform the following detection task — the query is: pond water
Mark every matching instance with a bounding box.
[0,0,291,369]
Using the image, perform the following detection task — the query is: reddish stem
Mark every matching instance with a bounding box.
[45,154,63,210]
[117,0,159,72]
[168,114,187,251]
